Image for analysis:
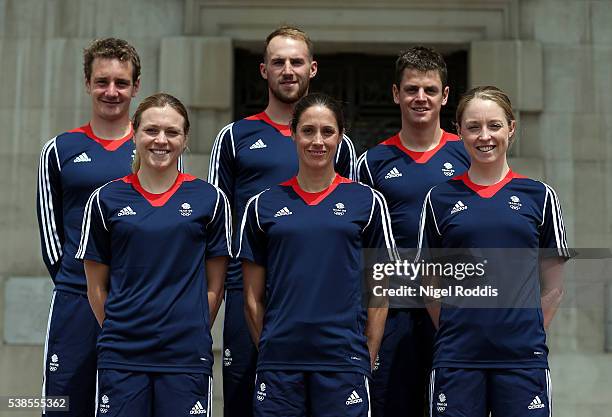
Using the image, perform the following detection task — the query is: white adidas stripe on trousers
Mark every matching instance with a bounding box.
[365,375,371,417]
[429,369,435,417]
[546,369,552,417]
[208,375,213,416]
[94,370,99,417]
[41,291,57,415]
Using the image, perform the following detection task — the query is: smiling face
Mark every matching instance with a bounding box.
[458,98,516,167]
[134,105,186,173]
[86,57,139,122]
[293,105,342,171]
[260,36,317,104]
[393,68,449,128]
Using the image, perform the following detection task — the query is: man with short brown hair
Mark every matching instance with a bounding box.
[357,46,470,417]
[37,37,141,417]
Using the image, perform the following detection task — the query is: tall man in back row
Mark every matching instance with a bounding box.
[357,47,470,416]
[208,25,357,417]
[37,38,142,417]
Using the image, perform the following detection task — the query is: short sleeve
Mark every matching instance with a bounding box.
[539,183,571,259]
[206,188,232,258]
[75,187,111,264]
[363,189,400,262]
[236,193,267,266]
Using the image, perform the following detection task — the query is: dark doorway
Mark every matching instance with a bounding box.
[234,49,467,155]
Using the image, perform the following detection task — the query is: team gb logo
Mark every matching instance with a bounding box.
[180,202,193,217]
[442,162,455,176]
[333,202,347,216]
[509,195,522,210]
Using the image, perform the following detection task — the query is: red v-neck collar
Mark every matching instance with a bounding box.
[122,173,197,207]
[280,174,351,206]
[69,123,134,151]
[382,130,459,163]
[245,112,292,137]
[454,170,527,198]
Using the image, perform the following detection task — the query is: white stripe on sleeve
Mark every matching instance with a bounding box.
[341,134,358,180]
[356,151,374,185]
[542,183,570,257]
[207,123,234,186]
[416,188,440,262]
[38,138,62,264]
[236,191,265,258]
[371,188,400,261]
[209,186,233,257]
[75,185,107,259]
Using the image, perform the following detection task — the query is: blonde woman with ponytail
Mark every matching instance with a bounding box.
[419,86,570,417]
[78,93,230,417]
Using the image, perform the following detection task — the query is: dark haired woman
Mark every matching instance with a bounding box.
[238,93,398,417]
[77,93,230,417]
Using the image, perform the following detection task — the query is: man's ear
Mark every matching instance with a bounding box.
[441,86,450,106]
[132,77,141,97]
[392,84,400,105]
[309,60,318,79]
[85,76,92,95]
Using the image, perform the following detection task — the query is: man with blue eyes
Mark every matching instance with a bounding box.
[209,25,357,417]
[357,47,470,417]
[37,38,141,417]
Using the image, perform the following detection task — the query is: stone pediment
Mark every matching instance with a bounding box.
[184,0,519,42]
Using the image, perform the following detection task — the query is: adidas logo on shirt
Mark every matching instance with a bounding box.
[249,139,267,150]
[346,390,363,406]
[528,396,545,410]
[274,207,292,217]
[189,400,206,415]
[384,167,403,179]
[73,152,92,163]
[450,201,468,214]
[117,206,137,217]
